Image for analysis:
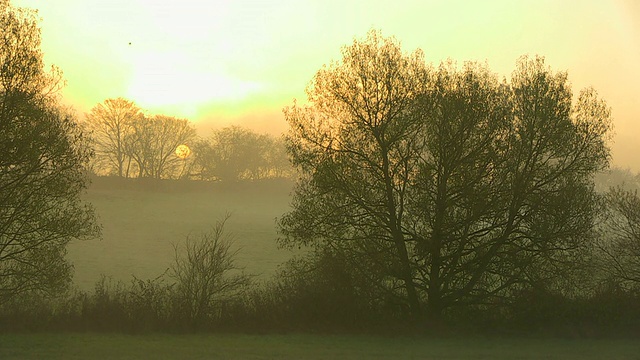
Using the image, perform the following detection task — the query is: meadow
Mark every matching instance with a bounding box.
[1,333,638,359]
[68,177,296,291]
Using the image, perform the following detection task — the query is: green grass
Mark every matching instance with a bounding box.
[68,178,296,291]
[1,333,638,359]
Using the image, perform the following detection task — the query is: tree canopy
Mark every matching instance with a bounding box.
[124,114,196,179]
[0,1,100,302]
[84,97,141,177]
[279,30,612,320]
[192,126,291,182]
[84,99,196,179]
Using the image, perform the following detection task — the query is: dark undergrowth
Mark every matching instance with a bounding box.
[1,260,639,338]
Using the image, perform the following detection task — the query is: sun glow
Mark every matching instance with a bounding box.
[126,51,262,116]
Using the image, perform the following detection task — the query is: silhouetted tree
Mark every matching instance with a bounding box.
[264,136,294,179]
[0,2,100,303]
[409,57,610,318]
[193,126,286,181]
[170,216,250,324]
[124,114,196,179]
[406,60,513,318]
[279,30,612,321]
[280,30,429,318]
[598,187,640,291]
[84,98,142,177]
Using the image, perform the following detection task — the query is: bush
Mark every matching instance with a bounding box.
[239,249,399,332]
[169,215,252,329]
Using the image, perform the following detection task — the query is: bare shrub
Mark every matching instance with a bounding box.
[170,215,251,325]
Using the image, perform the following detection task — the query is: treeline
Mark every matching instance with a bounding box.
[83,98,292,181]
[191,125,291,181]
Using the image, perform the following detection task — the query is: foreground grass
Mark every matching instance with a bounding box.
[1,333,638,360]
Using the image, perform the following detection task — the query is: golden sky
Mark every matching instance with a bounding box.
[12,0,640,170]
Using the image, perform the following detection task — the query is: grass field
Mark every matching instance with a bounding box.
[68,177,296,291]
[1,333,638,359]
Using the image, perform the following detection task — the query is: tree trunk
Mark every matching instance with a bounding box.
[424,233,445,324]
[392,231,422,319]
[426,243,443,321]
[426,162,448,322]
[381,146,421,319]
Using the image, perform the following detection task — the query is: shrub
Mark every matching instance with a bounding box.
[169,215,252,328]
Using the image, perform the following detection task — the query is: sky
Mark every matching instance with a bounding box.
[12,0,640,170]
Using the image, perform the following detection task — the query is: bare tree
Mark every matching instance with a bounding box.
[84,98,142,177]
[279,31,612,321]
[124,114,196,179]
[170,216,251,323]
[598,187,640,290]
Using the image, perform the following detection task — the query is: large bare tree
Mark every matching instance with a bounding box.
[124,114,196,179]
[280,30,430,317]
[84,98,142,177]
[279,31,612,321]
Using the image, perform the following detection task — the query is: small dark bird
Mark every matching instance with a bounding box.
[128,42,132,46]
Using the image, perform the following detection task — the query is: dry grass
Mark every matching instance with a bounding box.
[1,333,639,360]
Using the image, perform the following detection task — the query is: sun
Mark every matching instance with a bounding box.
[175,144,191,159]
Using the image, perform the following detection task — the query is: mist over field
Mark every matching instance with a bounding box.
[68,177,295,291]
[68,170,640,293]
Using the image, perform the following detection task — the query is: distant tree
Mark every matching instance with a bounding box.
[124,114,196,179]
[0,2,100,303]
[264,136,294,179]
[193,126,285,181]
[594,167,640,193]
[170,216,251,324]
[84,98,142,177]
[598,187,640,291]
[279,30,612,321]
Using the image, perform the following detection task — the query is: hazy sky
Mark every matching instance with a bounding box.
[13,0,640,170]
